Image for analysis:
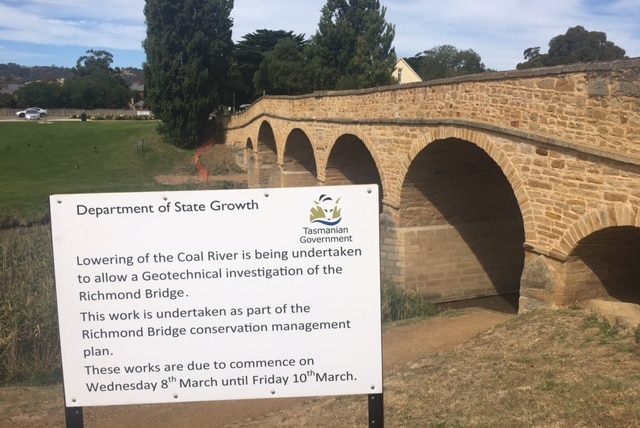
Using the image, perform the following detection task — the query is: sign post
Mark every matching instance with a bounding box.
[50,185,383,426]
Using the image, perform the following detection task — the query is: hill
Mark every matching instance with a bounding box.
[0,63,143,86]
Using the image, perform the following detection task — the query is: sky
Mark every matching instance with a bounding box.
[0,0,639,72]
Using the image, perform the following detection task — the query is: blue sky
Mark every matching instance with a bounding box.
[1,0,639,72]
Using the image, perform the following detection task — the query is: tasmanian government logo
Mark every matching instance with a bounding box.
[309,194,342,226]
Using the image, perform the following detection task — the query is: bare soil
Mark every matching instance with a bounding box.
[155,142,247,187]
[0,310,512,428]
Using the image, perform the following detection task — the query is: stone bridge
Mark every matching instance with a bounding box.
[220,58,640,313]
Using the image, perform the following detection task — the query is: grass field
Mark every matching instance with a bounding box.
[0,121,196,227]
[0,121,205,384]
[0,120,250,384]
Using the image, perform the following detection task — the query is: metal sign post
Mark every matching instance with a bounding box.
[64,406,83,428]
[368,393,384,426]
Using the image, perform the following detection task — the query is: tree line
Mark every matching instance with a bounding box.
[6,0,629,149]
[143,0,398,147]
[143,0,628,148]
[3,50,143,110]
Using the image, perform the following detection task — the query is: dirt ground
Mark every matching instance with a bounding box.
[0,310,512,428]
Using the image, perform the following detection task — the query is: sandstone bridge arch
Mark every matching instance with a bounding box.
[221,59,640,313]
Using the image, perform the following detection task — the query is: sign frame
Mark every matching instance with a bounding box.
[50,185,383,418]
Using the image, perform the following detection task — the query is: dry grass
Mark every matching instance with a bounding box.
[0,226,60,384]
[3,307,640,427]
[225,308,640,428]
[0,385,62,427]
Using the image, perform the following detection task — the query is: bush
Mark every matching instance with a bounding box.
[68,113,155,120]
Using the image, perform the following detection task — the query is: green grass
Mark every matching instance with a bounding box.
[0,121,195,226]
[0,121,203,383]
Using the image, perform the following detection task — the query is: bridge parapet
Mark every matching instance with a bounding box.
[224,58,640,166]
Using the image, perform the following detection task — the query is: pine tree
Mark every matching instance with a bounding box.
[143,0,234,148]
[309,0,396,90]
[234,30,308,102]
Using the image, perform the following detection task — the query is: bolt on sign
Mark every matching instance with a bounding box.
[50,185,382,407]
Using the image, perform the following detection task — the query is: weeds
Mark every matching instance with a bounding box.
[381,283,438,322]
[634,325,640,344]
[0,227,60,384]
[582,313,620,344]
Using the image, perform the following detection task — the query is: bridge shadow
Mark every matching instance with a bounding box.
[325,134,384,211]
[437,293,519,314]
[402,138,525,305]
[569,226,640,304]
[284,129,317,175]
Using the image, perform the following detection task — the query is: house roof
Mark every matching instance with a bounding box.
[392,58,422,84]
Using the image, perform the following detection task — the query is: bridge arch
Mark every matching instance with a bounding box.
[566,224,640,304]
[403,126,534,244]
[322,129,385,207]
[248,120,278,188]
[394,133,525,302]
[558,204,640,258]
[281,128,318,188]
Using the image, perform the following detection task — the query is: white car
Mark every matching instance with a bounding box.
[16,107,48,118]
[24,108,45,120]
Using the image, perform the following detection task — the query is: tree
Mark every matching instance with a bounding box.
[517,26,627,69]
[63,50,131,109]
[75,50,118,76]
[406,45,488,81]
[143,0,234,148]
[16,50,131,109]
[233,30,308,103]
[0,93,17,109]
[253,37,313,95]
[308,0,396,90]
[15,81,65,108]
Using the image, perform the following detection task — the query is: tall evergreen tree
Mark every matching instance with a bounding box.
[254,37,313,95]
[143,0,234,148]
[233,30,307,102]
[235,29,307,104]
[308,0,396,90]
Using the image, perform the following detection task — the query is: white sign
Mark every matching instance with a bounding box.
[49,185,382,407]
